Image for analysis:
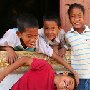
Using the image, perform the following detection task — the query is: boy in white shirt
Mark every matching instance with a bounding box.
[39,16,66,57]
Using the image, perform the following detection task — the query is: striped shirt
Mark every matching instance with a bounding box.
[65,25,90,79]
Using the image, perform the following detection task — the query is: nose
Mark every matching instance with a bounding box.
[75,16,80,21]
[29,37,37,42]
[48,29,53,34]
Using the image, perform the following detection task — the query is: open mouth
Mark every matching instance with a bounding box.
[74,23,80,25]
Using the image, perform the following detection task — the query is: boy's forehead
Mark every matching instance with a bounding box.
[44,20,58,26]
[44,20,58,25]
[70,8,83,15]
[22,27,38,34]
[24,27,38,31]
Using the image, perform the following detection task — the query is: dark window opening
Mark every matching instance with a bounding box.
[0,0,59,38]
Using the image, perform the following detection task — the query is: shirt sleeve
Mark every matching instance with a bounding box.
[36,36,53,57]
[0,29,20,47]
[58,29,66,48]
[64,32,71,50]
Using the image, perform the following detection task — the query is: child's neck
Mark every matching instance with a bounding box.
[20,38,27,49]
[74,26,85,34]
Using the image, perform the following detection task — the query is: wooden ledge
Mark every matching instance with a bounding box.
[0,51,71,73]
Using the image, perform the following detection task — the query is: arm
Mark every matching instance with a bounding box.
[0,29,19,64]
[0,46,18,64]
[52,52,79,85]
[0,56,32,82]
[37,36,79,85]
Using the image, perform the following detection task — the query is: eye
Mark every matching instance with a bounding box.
[27,36,31,38]
[44,27,48,29]
[71,15,74,18]
[69,80,73,85]
[51,27,55,29]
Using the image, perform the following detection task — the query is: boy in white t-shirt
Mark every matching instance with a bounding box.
[39,16,66,57]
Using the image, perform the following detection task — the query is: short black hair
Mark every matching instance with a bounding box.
[17,14,38,32]
[68,3,85,17]
[43,15,61,27]
[68,73,77,90]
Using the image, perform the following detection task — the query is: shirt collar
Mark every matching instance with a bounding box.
[70,25,90,33]
[44,35,60,46]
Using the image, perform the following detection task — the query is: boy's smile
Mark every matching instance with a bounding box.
[44,21,59,41]
[69,8,84,30]
[55,75,75,90]
[17,28,38,48]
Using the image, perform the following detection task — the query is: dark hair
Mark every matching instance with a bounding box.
[17,14,38,31]
[43,15,61,27]
[68,73,77,90]
[68,3,85,17]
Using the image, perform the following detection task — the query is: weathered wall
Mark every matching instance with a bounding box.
[60,0,90,32]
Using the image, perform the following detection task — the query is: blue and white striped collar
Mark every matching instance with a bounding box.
[70,25,90,33]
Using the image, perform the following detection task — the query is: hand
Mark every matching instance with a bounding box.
[5,47,18,64]
[58,48,66,57]
[52,45,58,55]
[73,71,79,86]
[0,72,6,83]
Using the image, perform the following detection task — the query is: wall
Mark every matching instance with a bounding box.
[60,0,90,32]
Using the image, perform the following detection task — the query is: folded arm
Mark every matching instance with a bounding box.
[0,56,32,82]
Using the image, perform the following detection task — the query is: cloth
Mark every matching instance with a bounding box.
[0,28,53,57]
[11,58,56,90]
[38,28,65,47]
[76,79,90,90]
[65,25,90,79]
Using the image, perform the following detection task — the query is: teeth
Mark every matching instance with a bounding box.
[75,23,79,25]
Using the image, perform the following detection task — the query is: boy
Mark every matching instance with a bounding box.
[0,56,76,90]
[39,16,66,57]
[65,3,90,90]
[0,14,79,84]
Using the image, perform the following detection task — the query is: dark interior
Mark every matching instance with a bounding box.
[0,0,59,38]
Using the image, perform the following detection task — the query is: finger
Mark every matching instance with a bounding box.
[15,55,18,60]
[8,57,14,65]
[6,56,9,63]
[12,56,17,63]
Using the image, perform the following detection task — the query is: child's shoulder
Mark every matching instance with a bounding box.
[38,28,44,37]
[5,28,18,34]
[2,28,18,38]
[59,29,65,33]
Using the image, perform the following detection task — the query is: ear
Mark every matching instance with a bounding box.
[54,75,59,84]
[54,75,61,89]
[16,31,22,38]
[58,26,61,30]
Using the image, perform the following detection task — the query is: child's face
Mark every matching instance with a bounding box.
[17,28,38,48]
[43,20,59,41]
[69,8,84,29]
[55,75,75,90]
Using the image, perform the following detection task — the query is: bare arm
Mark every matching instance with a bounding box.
[0,46,12,51]
[0,56,32,82]
[0,46,18,64]
[51,51,79,85]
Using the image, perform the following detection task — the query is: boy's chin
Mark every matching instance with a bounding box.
[73,25,83,29]
[28,45,35,48]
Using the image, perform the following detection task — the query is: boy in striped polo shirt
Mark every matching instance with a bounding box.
[65,3,90,90]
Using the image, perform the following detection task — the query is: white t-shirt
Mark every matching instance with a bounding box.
[0,28,53,57]
[38,28,65,47]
